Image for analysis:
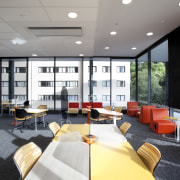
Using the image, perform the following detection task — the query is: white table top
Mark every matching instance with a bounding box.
[25,142,89,180]
[90,124,127,143]
[25,108,48,114]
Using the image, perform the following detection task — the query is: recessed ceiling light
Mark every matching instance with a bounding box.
[32,54,37,56]
[179,2,180,6]
[75,41,82,44]
[68,12,78,19]
[131,47,136,50]
[122,0,132,5]
[79,54,84,56]
[110,31,117,35]
[105,47,110,49]
[11,38,27,45]
[146,32,154,36]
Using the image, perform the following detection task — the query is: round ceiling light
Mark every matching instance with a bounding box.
[75,41,82,44]
[110,31,117,35]
[122,0,132,5]
[79,54,84,56]
[68,12,78,19]
[131,47,136,50]
[146,32,154,36]
[105,47,110,49]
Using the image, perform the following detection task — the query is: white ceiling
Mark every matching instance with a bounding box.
[0,0,179,58]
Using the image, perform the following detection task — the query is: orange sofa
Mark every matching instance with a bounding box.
[137,105,156,124]
[127,102,140,117]
[150,108,176,134]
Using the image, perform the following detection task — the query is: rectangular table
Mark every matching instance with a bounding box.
[91,141,155,180]
[25,142,89,180]
[25,108,48,131]
[27,124,155,180]
[92,108,123,125]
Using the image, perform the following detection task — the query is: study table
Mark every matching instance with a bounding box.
[27,124,155,180]
[86,108,123,125]
[25,108,48,131]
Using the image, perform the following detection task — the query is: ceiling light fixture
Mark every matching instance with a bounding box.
[179,2,180,6]
[32,54,37,56]
[146,32,153,36]
[11,38,27,45]
[75,41,82,44]
[105,47,110,49]
[79,54,84,56]
[110,31,117,35]
[122,0,132,5]
[68,12,78,19]
[131,47,136,50]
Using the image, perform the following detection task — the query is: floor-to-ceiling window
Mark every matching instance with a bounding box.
[138,53,148,105]
[150,40,168,107]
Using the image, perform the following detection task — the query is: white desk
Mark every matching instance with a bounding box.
[93,108,123,125]
[25,142,89,180]
[25,108,48,131]
[90,124,127,143]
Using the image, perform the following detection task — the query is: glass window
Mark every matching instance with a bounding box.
[14,81,26,87]
[15,67,27,73]
[117,66,125,73]
[2,81,8,87]
[102,95,110,101]
[102,80,110,87]
[117,80,125,87]
[116,95,125,101]
[102,66,110,73]
[1,67,9,73]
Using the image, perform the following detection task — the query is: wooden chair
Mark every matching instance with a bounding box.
[90,109,106,124]
[36,105,48,126]
[119,122,131,135]
[137,142,161,174]
[13,142,42,180]
[48,122,61,136]
[107,107,123,121]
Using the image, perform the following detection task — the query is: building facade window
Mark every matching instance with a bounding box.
[1,81,8,87]
[117,95,125,101]
[117,80,125,87]
[88,66,97,73]
[102,80,110,87]
[56,81,78,87]
[88,80,97,87]
[14,81,26,87]
[2,95,9,101]
[68,95,78,101]
[14,95,26,101]
[1,67,9,73]
[117,66,125,73]
[102,66,110,73]
[39,95,54,101]
[38,67,54,73]
[102,95,110,101]
[38,81,54,87]
[15,67,27,73]
[56,67,78,73]
[88,95,97,101]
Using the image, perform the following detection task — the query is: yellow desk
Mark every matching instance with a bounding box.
[91,141,155,180]
[52,124,90,141]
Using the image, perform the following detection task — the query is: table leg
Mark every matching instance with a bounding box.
[113,116,116,125]
[35,114,37,131]
[42,112,45,128]
[177,120,180,141]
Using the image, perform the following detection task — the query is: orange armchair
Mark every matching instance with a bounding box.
[137,105,156,124]
[127,102,140,117]
[150,108,176,134]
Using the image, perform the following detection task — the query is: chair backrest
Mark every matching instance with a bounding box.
[13,142,42,180]
[23,100,30,107]
[105,106,112,110]
[69,102,79,108]
[120,122,131,135]
[15,109,28,119]
[90,109,100,119]
[139,106,156,124]
[137,142,161,174]
[38,105,47,109]
[48,122,61,136]
[150,108,169,129]
[92,102,103,108]
[114,107,122,113]
[127,102,138,110]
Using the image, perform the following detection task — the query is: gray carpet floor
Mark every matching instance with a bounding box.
[0,113,180,180]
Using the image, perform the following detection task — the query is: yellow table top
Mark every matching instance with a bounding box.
[91,141,155,180]
[52,124,90,142]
